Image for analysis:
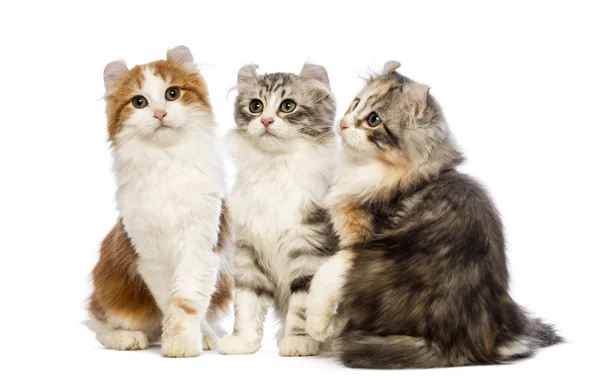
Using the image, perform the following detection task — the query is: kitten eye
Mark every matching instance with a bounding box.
[131,96,148,109]
[351,98,360,110]
[249,99,264,114]
[367,112,381,127]
[279,99,296,113]
[165,87,181,101]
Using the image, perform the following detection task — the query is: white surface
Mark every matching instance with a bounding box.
[1,0,597,384]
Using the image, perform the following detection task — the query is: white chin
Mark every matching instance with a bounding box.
[341,138,360,152]
[152,127,179,142]
[253,134,287,152]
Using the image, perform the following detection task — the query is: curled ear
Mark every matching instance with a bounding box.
[383,60,401,75]
[407,83,430,117]
[104,60,128,92]
[299,63,330,87]
[167,45,195,69]
[238,64,259,86]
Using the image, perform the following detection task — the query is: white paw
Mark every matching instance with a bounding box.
[306,313,332,342]
[161,331,202,358]
[278,335,320,357]
[202,332,217,350]
[217,335,260,355]
[96,330,148,351]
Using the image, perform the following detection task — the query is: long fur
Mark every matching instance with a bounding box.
[217,65,339,357]
[306,64,562,369]
[88,47,233,358]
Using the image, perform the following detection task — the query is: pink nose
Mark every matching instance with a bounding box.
[340,120,350,130]
[261,117,274,128]
[153,110,167,122]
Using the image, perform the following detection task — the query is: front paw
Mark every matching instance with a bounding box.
[278,336,320,357]
[161,331,202,358]
[306,313,332,342]
[217,335,260,355]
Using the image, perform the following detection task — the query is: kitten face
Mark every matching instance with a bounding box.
[234,64,335,153]
[103,46,212,146]
[337,72,440,166]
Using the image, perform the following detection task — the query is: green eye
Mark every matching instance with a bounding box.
[165,87,181,101]
[249,99,264,114]
[131,96,148,109]
[280,99,296,113]
[367,112,381,127]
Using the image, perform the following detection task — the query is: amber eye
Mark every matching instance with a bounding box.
[367,112,381,127]
[280,99,296,113]
[165,87,181,101]
[131,96,148,109]
[249,99,264,114]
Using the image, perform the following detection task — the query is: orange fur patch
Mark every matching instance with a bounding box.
[172,297,198,315]
[332,199,373,248]
[369,81,396,100]
[213,200,232,254]
[207,269,234,318]
[375,154,420,193]
[105,59,211,142]
[208,200,234,317]
[88,220,161,329]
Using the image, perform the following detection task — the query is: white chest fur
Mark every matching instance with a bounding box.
[229,138,337,283]
[114,134,225,264]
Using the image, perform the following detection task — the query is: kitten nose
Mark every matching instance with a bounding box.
[261,117,274,128]
[153,110,167,122]
[340,120,350,130]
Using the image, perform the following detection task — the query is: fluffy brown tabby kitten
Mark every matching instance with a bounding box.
[306,61,562,369]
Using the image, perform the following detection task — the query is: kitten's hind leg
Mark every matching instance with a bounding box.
[89,317,150,351]
[89,221,162,351]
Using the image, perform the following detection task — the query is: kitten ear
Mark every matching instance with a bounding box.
[104,60,128,92]
[407,83,430,117]
[167,45,195,69]
[238,64,259,85]
[299,63,330,87]
[383,60,401,75]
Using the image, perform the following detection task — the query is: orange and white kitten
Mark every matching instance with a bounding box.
[88,46,233,358]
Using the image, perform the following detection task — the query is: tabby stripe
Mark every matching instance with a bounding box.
[290,275,313,293]
[235,283,274,299]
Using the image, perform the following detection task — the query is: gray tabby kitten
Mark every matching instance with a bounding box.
[306,61,562,368]
[217,64,339,356]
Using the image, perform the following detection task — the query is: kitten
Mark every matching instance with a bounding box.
[88,46,233,358]
[306,61,562,368]
[217,64,338,356]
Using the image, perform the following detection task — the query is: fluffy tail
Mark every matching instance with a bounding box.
[336,319,563,369]
[496,318,563,361]
[334,331,449,369]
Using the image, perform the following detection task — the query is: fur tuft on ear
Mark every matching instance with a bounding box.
[104,60,128,92]
[299,63,330,87]
[407,83,431,117]
[167,45,195,69]
[238,64,259,85]
[383,60,401,75]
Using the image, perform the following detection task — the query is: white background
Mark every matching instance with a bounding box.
[1,0,598,384]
